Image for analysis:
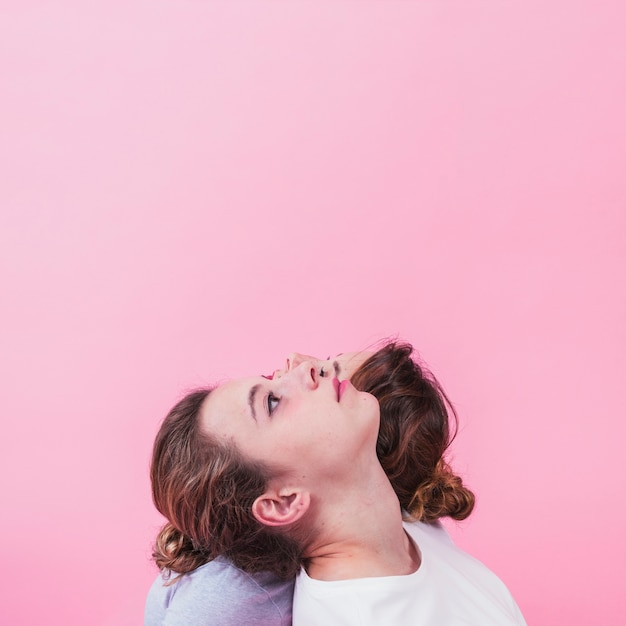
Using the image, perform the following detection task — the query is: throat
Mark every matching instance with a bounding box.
[303,460,421,581]
[305,524,421,581]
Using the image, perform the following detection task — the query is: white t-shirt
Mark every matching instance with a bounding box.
[293,520,527,625]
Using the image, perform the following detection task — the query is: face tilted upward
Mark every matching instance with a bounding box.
[271,351,373,383]
[199,358,379,484]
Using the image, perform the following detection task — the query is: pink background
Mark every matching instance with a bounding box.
[1,2,625,624]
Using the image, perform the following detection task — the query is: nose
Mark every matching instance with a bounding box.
[274,352,317,379]
[291,359,320,390]
[287,352,317,371]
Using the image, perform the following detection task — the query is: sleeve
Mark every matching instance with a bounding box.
[146,561,293,626]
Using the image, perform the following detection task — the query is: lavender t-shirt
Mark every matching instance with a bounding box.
[145,557,293,626]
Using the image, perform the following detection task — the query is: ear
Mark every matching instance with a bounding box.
[252,487,310,528]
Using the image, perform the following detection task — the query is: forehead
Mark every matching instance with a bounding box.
[200,376,258,434]
[335,352,365,366]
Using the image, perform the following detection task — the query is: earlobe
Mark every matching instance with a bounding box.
[252,488,310,527]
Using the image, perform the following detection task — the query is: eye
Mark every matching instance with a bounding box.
[267,393,280,416]
[319,367,325,377]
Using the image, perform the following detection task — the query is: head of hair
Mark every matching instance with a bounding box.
[351,341,475,522]
[151,389,302,579]
[150,341,474,578]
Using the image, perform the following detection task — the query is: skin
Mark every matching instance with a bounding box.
[200,349,420,581]
[200,359,379,482]
[272,351,373,384]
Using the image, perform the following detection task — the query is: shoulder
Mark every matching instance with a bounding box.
[403,518,455,545]
[403,520,527,625]
[293,522,527,625]
[145,557,294,626]
[404,518,502,582]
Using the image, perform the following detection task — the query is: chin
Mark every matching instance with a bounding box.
[359,391,380,422]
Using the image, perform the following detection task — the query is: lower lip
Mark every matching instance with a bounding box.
[338,379,350,401]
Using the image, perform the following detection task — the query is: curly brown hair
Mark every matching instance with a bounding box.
[151,389,302,579]
[351,342,474,522]
[150,341,474,579]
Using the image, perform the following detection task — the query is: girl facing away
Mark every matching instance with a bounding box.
[146,342,526,625]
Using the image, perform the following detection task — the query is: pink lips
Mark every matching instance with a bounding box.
[332,378,350,401]
[338,379,350,400]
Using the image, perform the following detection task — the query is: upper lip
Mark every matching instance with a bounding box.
[332,377,340,401]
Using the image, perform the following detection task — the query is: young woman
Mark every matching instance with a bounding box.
[145,352,374,626]
[146,343,526,625]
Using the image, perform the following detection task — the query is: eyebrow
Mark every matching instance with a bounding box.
[248,384,261,421]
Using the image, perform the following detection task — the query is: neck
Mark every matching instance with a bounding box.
[303,464,421,581]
